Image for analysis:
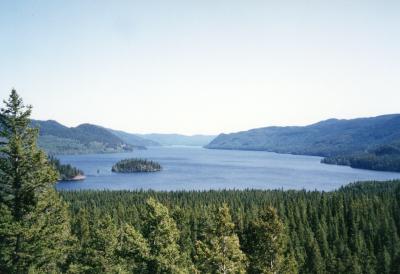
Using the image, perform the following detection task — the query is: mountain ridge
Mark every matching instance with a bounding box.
[206,114,400,158]
[31,120,145,155]
[30,119,215,154]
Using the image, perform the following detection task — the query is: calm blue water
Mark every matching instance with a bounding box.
[56,146,400,191]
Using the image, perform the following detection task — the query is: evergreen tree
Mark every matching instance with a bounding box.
[247,206,286,274]
[196,203,248,274]
[87,214,122,273]
[143,197,189,273]
[117,223,150,273]
[305,231,326,274]
[0,90,73,273]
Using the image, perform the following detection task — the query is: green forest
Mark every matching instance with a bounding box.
[59,180,400,274]
[1,90,400,274]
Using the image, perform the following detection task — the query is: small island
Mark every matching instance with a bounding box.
[111,158,162,173]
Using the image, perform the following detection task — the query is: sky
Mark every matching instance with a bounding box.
[0,0,399,135]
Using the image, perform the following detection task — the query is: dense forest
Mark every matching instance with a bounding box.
[1,91,400,273]
[112,158,162,173]
[60,180,400,274]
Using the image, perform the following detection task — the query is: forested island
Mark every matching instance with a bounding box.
[112,158,162,173]
[48,155,85,181]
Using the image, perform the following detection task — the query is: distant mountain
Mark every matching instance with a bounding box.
[31,119,213,154]
[206,114,400,157]
[107,129,161,147]
[31,120,136,155]
[139,133,216,146]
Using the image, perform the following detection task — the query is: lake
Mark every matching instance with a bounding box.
[56,146,400,191]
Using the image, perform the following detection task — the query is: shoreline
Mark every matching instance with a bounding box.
[59,174,86,182]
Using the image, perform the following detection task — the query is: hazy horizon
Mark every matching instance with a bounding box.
[1,0,399,135]
[30,112,399,136]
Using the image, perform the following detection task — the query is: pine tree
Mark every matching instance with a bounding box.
[143,197,189,273]
[87,214,121,273]
[196,203,248,274]
[0,89,73,273]
[117,223,150,273]
[305,230,326,274]
[247,206,286,274]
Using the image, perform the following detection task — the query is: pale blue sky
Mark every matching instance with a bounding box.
[1,0,399,134]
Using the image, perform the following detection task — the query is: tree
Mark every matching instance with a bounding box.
[247,206,286,274]
[305,231,326,274]
[0,89,73,273]
[79,214,122,273]
[117,223,150,273]
[143,197,189,273]
[196,203,248,274]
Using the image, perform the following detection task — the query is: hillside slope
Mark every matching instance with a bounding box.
[206,114,400,157]
[32,120,135,155]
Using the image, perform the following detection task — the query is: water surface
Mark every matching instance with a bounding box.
[56,146,400,191]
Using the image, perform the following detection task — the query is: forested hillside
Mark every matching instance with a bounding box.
[61,180,400,273]
[206,114,400,156]
[32,120,138,154]
[206,114,400,172]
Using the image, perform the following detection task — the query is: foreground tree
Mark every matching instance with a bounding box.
[196,204,248,274]
[117,223,151,273]
[0,90,73,273]
[247,206,287,273]
[143,197,190,273]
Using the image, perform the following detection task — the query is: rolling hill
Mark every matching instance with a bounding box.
[31,120,142,155]
[206,114,400,158]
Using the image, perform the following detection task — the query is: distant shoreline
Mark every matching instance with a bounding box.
[59,175,86,182]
